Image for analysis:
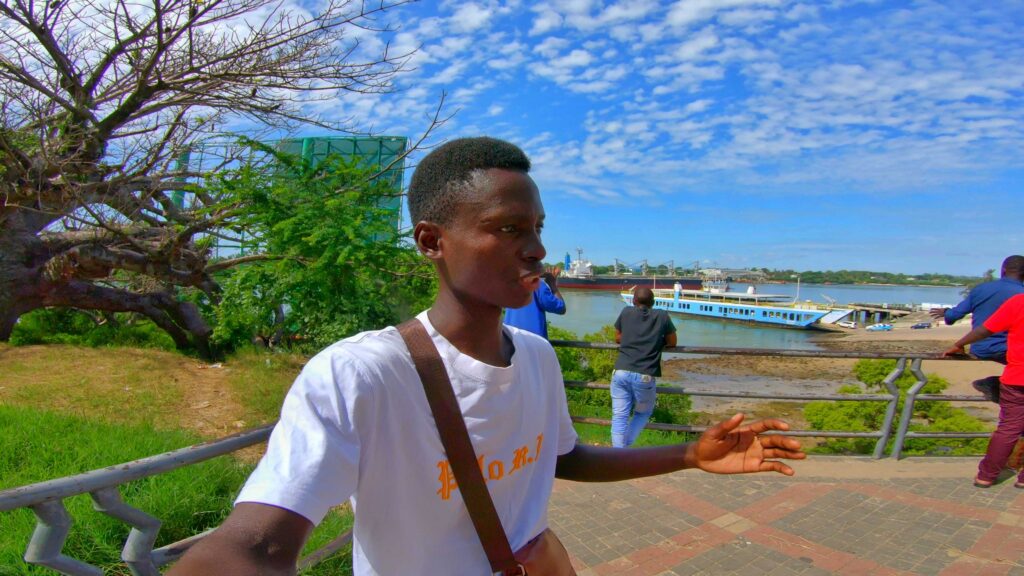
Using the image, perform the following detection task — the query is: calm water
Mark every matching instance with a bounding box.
[548,283,965,352]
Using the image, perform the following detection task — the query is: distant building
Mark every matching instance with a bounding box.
[172,136,409,256]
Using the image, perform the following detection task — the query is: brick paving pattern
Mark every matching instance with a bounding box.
[548,458,1024,576]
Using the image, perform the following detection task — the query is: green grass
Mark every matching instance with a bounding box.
[0,405,355,575]
[226,347,307,423]
[0,405,250,575]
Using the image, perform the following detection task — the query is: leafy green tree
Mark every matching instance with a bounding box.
[209,147,435,351]
[961,268,996,297]
[0,0,438,357]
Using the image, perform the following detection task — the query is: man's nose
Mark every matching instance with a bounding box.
[522,231,546,262]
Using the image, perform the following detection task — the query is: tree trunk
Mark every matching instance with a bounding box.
[0,208,217,359]
[0,211,50,340]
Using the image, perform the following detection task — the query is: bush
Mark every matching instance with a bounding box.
[551,325,694,447]
[548,324,617,383]
[805,360,993,456]
[10,308,176,351]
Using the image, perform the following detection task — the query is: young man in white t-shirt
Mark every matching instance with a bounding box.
[168,137,806,575]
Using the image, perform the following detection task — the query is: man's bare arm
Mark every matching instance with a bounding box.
[556,414,805,482]
[166,503,313,576]
[943,325,994,357]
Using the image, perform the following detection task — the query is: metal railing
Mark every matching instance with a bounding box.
[0,342,990,574]
[552,341,990,460]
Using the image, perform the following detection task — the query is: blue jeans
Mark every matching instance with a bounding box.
[611,370,657,447]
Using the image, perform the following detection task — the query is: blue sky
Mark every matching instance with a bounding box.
[322,0,1023,276]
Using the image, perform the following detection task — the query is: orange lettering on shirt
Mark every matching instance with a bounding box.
[436,461,458,501]
[488,459,505,480]
[435,436,545,500]
[509,446,530,474]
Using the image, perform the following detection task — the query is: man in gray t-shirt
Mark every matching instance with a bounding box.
[611,287,677,447]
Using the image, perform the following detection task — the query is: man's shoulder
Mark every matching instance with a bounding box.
[308,326,408,375]
[1000,279,1024,294]
[506,326,560,364]
[975,278,1024,295]
[1004,293,1024,308]
[507,324,554,349]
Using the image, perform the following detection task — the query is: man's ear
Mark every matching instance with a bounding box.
[413,221,443,260]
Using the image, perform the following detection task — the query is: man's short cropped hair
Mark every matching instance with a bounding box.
[634,287,655,307]
[1002,255,1024,275]
[407,137,531,225]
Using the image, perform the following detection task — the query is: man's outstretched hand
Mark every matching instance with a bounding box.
[689,414,806,476]
[942,345,967,358]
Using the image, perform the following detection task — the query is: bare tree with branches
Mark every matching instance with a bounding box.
[0,0,436,357]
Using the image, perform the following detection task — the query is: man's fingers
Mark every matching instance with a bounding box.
[760,461,796,476]
[739,418,791,435]
[758,435,802,450]
[706,413,745,439]
[762,448,807,460]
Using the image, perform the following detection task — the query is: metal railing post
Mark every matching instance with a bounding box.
[91,487,163,576]
[24,500,103,576]
[891,358,929,460]
[873,358,906,459]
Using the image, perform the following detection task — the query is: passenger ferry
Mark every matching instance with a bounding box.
[620,277,854,329]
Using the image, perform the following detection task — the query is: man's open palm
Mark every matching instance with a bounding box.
[694,414,806,476]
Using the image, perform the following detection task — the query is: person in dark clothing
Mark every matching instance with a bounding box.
[611,287,678,447]
[932,255,1024,403]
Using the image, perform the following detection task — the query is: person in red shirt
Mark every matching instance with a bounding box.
[944,293,1024,488]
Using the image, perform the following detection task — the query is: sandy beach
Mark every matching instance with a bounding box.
[661,315,1002,426]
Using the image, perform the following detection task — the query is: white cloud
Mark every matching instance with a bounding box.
[530,8,563,35]
[450,4,493,32]
[672,27,720,60]
[553,49,594,68]
[718,8,777,26]
[427,61,469,84]
[666,0,784,28]
[597,0,659,25]
[533,36,570,57]
[684,99,714,114]
[487,104,505,116]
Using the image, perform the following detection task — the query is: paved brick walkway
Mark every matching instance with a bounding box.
[548,457,1024,576]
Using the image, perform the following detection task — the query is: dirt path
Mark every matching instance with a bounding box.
[0,344,250,439]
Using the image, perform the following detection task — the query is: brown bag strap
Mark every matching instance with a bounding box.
[397,319,524,576]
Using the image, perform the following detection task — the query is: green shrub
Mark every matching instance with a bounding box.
[10,308,176,351]
[552,325,694,447]
[806,360,993,456]
[548,324,617,383]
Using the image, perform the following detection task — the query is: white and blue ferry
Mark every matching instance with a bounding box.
[620,279,854,330]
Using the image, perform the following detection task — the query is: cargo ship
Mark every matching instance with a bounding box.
[556,249,703,292]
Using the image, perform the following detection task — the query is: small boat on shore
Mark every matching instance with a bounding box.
[620,278,854,330]
[558,248,702,292]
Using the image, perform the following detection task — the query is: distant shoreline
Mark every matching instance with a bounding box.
[764,280,965,289]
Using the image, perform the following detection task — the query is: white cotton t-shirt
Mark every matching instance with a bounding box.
[236,311,579,575]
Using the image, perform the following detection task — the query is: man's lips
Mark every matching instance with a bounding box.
[521,271,543,288]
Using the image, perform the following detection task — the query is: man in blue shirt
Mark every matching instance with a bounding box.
[504,271,566,339]
[931,255,1024,401]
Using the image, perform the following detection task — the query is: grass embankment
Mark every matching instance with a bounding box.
[0,343,351,575]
